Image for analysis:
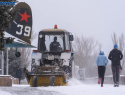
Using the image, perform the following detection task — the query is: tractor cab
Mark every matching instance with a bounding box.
[37,25,74,54]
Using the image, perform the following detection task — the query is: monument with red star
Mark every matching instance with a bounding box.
[6,2,32,44]
[20,11,31,23]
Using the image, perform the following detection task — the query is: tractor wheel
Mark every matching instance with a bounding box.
[63,55,74,78]
[32,76,37,87]
[50,76,55,86]
[31,59,36,72]
[69,55,74,77]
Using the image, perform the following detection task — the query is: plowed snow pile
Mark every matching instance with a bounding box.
[38,78,125,95]
[68,78,83,86]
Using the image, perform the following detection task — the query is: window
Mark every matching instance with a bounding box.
[65,34,70,50]
[38,34,64,52]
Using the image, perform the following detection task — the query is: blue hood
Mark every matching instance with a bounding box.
[100,51,104,55]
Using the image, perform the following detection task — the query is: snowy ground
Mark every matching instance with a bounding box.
[0,78,125,95]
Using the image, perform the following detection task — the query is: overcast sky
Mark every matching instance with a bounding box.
[17,0,125,56]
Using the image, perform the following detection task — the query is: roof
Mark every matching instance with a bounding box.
[5,42,36,48]
[40,29,68,32]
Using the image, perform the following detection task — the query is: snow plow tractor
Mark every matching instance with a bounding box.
[24,25,74,87]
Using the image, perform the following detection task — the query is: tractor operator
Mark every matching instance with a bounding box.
[50,36,62,52]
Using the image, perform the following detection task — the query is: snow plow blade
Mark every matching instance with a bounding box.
[29,75,67,86]
[23,67,68,87]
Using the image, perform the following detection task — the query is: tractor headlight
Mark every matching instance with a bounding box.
[39,34,42,38]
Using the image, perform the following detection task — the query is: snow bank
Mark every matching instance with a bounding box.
[38,84,125,95]
[12,84,30,87]
[68,78,83,86]
[0,75,11,77]
[0,91,11,95]
[0,84,125,95]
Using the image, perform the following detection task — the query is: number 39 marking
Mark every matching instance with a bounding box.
[16,24,31,37]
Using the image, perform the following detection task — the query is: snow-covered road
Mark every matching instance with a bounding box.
[0,78,125,95]
[0,85,63,95]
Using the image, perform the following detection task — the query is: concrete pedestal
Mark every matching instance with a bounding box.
[0,75,12,87]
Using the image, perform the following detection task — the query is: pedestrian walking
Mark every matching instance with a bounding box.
[108,44,123,87]
[96,50,108,87]
[16,67,22,84]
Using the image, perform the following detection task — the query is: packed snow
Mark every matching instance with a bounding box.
[0,78,125,95]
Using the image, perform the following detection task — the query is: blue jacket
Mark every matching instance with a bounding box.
[96,55,108,66]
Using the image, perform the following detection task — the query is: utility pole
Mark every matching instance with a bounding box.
[6,48,9,75]
[84,68,85,79]
[1,51,4,75]
[0,51,2,75]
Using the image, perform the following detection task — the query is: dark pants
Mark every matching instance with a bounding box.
[112,65,120,84]
[98,66,106,85]
[17,77,21,84]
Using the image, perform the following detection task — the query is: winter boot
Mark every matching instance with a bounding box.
[98,78,101,84]
[114,83,117,87]
[116,82,119,87]
[116,85,119,87]
[101,84,103,87]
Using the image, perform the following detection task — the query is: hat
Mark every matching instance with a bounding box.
[114,44,118,48]
[54,36,57,41]
[100,50,104,55]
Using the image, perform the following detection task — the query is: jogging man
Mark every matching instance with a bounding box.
[108,44,123,87]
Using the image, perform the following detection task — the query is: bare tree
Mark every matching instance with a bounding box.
[73,35,103,78]
[30,29,37,42]
[111,32,118,45]
[98,43,102,51]
[73,35,101,68]
[18,30,37,68]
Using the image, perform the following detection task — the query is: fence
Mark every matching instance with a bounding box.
[83,75,125,85]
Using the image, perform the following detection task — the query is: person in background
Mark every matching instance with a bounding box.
[96,50,108,87]
[108,44,123,87]
[16,67,22,84]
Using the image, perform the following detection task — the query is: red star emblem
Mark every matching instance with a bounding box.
[20,11,31,23]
